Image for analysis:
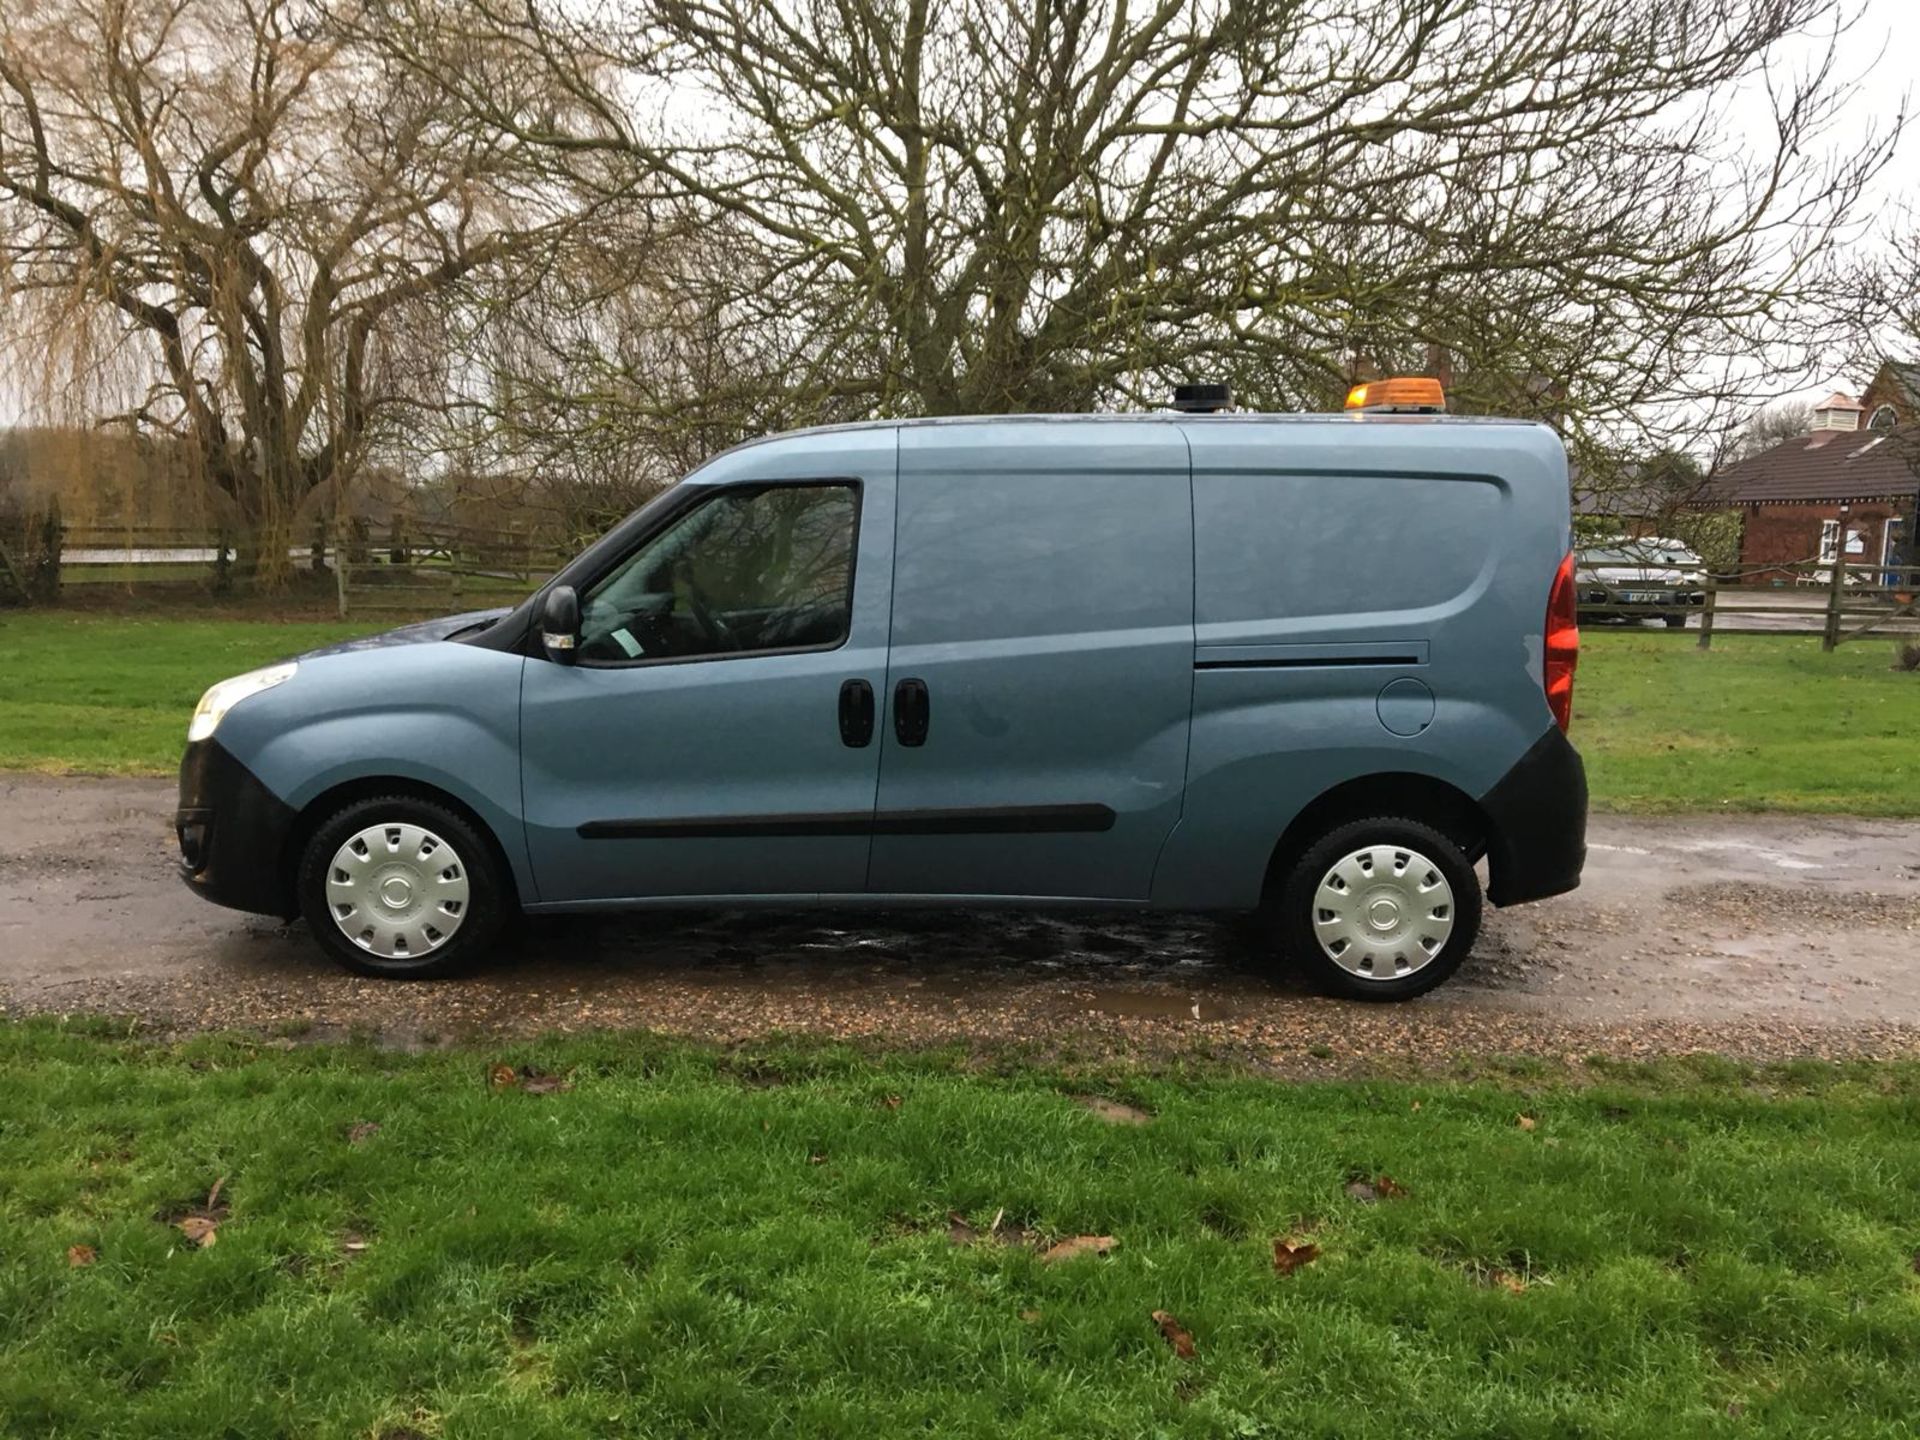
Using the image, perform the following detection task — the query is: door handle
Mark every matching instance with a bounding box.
[838,678,874,748]
[893,678,930,747]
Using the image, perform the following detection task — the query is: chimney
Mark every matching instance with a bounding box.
[1811,391,1864,433]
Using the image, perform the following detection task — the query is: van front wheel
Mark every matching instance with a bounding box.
[1275,817,1482,1001]
[296,796,507,979]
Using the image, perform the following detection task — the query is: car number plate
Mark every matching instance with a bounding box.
[1622,591,1660,603]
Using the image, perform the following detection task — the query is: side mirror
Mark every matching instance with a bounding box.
[540,585,580,665]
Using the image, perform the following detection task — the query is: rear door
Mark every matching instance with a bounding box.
[865,422,1194,900]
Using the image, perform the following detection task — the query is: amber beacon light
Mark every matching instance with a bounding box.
[1344,377,1447,413]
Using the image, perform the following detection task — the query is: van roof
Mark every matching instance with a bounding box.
[712,410,1550,460]
[774,411,1541,437]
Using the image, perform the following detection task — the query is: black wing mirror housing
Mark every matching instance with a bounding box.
[540,585,580,665]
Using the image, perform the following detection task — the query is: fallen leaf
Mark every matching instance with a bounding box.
[1486,1266,1527,1294]
[1345,1173,1407,1203]
[1076,1096,1152,1126]
[1410,1101,1422,1112]
[1019,1308,1042,1324]
[67,1244,96,1268]
[1151,1310,1196,1358]
[346,1121,381,1145]
[1272,1237,1321,1275]
[1041,1234,1117,1263]
[1517,1114,1537,1132]
[880,1095,903,1111]
[167,1176,230,1249]
[487,1063,519,1090]
[807,1152,828,1165]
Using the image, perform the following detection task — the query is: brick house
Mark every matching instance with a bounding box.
[1702,365,1920,580]
[1860,360,1920,433]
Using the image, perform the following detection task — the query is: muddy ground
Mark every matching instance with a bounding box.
[4,774,1919,1066]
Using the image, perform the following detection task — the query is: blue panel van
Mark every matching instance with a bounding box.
[176,382,1585,1000]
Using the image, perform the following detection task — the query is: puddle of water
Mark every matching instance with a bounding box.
[1080,990,1243,1022]
[1657,839,1823,872]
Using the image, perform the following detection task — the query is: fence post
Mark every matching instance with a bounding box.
[212,528,233,597]
[33,500,64,603]
[334,518,350,619]
[1822,555,1845,652]
[1697,572,1717,651]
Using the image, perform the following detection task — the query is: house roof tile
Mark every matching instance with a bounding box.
[1702,426,1920,505]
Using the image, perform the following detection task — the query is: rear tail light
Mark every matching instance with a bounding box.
[1544,550,1579,731]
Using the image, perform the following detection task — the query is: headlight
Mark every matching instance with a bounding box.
[187,662,297,743]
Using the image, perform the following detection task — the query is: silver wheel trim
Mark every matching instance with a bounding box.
[1310,844,1456,982]
[324,822,471,960]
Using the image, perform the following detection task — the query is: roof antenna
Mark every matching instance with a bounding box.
[1171,382,1232,414]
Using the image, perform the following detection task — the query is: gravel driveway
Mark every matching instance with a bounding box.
[5,774,1919,1065]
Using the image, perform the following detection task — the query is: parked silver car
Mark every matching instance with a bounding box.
[1575,538,1706,628]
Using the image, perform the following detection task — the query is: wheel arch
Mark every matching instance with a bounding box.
[1259,772,1490,910]
[281,777,525,918]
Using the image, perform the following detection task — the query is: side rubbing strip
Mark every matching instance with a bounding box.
[578,804,1116,841]
[1194,654,1421,671]
[1192,639,1429,670]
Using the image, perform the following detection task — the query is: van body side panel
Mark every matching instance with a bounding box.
[867,424,1194,900]
[1153,421,1570,910]
[517,428,897,903]
[210,643,534,898]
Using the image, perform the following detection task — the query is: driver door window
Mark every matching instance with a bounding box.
[578,483,859,663]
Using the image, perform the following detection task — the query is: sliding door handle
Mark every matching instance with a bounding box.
[838,678,875,747]
[893,678,930,747]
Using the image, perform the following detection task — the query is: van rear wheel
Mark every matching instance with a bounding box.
[1275,817,1482,1001]
[296,796,507,979]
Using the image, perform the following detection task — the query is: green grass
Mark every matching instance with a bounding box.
[4,1024,1920,1437]
[5,611,1919,813]
[0,611,376,774]
[61,562,232,586]
[1576,631,1920,815]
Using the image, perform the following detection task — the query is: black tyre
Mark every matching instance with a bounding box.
[1273,816,1483,1002]
[295,795,508,979]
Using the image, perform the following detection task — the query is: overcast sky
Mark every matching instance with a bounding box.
[1,1,1914,431]
[1772,0,1915,401]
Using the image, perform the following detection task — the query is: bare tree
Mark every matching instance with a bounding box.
[0,0,604,583]
[376,0,1893,462]
[1856,212,1920,361]
[1727,398,1816,459]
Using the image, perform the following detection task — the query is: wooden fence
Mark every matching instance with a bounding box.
[333,521,571,617]
[14,520,574,617]
[1580,561,1920,649]
[26,524,1920,645]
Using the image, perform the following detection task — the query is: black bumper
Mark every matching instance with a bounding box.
[177,740,299,919]
[1479,725,1587,907]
